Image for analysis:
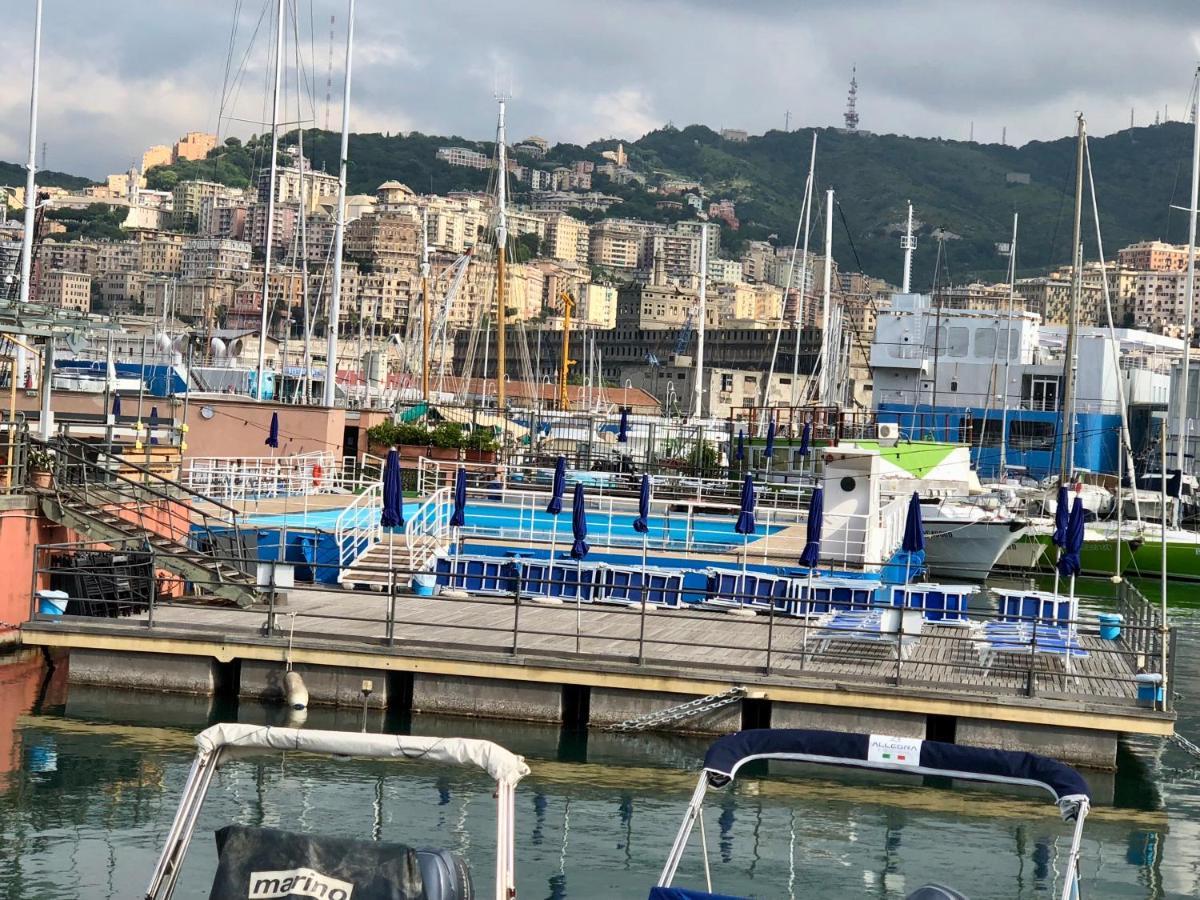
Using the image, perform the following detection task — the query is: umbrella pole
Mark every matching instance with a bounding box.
[739,533,748,610]
[575,559,582,654]
[547,515,558,598]
[638,531,649,663]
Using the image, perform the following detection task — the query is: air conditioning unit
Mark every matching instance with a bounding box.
[877,422,900,446]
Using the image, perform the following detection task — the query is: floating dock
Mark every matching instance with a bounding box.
[20,587,1174,770]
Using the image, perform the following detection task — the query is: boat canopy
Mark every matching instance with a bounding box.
[195,723,531,787]
[702,728,1090,819]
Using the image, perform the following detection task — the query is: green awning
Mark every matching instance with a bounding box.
[396,403,428,422]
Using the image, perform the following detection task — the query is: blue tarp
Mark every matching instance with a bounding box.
[649,889,747,900]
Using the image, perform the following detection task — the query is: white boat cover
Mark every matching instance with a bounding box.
[194,723,531,786]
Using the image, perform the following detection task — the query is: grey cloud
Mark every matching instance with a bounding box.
[0,0,1197,177]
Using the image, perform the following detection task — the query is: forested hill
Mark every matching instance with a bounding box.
[626,122,1196,284]
[8,120,1195,284]
[0,160,94,192]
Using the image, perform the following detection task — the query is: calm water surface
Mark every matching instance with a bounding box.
[1,578,1198,899]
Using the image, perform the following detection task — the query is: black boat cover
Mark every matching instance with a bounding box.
[207,825,471,900]
[702,729,1090,812]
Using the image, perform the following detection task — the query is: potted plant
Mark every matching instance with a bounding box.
[27,447,54,489]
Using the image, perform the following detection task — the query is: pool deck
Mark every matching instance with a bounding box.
[20,586,1174,770]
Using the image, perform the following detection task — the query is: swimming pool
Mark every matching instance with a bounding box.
[243,499,776,549]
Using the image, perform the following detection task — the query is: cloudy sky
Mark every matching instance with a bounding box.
[1,0,1198,178]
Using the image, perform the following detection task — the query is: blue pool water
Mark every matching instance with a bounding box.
[244,500,776,549]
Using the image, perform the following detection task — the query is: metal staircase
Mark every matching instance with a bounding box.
[36,436,262,608]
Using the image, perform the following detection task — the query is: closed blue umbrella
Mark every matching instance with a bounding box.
[633,473,650,534]
[547,456,566,514]
[1057,496,1085,578]
[798,421,811,458]
[380,448,404,529]
[799,487,823,567]
[570,483,590,560]
[1051,485,1070,548]
[764,418,777,460]
[735,475,757,535]
[735,430,745,462]
[617,408,629,444]
[902,492,925,554]
[266,411,280,449]
[111,393,121,419]
[450,466,467,527]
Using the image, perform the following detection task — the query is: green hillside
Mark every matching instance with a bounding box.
[0,160,94,193]
[24,120,1194,284]
[629,123,1195,284]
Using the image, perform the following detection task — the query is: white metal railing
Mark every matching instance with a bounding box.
[335,482,383,579]
[403,486,454,570]
[182,451,343,503]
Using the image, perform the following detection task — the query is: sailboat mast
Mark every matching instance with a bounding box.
[256,0,286,402]
[901,201,915,294]
[999,212,1018,476]
[1059,114,1086,483]
[763,134,815,417]
[1174,66,1200,525]
[819,188,834,407]
[322,0,355,408]
[494,98,509,408]
[16,0,43,399]
[692,223,709,419]
[421,209,431,402]
[791,134,817,406]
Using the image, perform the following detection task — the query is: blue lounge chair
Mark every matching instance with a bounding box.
[809,607,924,658]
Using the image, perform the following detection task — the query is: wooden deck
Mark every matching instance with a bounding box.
[22,586,1166,727]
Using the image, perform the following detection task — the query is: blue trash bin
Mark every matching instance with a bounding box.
[1098,612,1123,641]
[36,589,68,617]
[1135,673,1164,707]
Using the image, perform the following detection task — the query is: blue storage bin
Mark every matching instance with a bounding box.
[37,589,68,616]
[1098,613,1123,641]
[1135,673,1164,707]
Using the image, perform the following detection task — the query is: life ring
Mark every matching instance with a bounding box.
[312,463,324,486]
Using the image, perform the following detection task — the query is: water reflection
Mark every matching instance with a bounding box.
[0,638,1195,899]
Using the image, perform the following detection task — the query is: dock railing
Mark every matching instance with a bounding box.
[25,544,1176,715]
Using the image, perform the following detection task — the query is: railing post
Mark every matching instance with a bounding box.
[146,545,156,629]
[765,601,775,674]
[265,559,277,638]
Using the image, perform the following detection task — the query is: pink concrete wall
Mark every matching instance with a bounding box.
[0,503,59,633]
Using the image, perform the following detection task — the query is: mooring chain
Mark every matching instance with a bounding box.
[1171,732,1200,763]
[604,687,746,733]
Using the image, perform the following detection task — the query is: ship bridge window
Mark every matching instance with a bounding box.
[977,416,1004,447]
[976,327,1017,360]
[1009,420,1057,450]
[946,327,969,358]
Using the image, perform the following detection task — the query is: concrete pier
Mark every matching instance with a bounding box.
[411,673,563,722]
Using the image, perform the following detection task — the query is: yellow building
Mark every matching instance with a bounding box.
[38,270,92,312]
[543,213,590,266]
[141,145,172,171]
[173,132,218,163]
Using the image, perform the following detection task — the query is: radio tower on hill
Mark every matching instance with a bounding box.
[843,66,859,132]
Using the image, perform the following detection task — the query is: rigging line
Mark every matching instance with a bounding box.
[214,0,245,139]
[834,198,864,273]
[223,0,272,139]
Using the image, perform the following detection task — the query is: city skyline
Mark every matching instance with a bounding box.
[0,0,1198,178]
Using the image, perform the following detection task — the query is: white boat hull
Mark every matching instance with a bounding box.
[922,519,1029,581]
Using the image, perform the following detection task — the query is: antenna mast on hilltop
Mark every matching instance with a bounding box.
[843,67,859,132]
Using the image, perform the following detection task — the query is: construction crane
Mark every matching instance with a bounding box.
[558,290,575,409]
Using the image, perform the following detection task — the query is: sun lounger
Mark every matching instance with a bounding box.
[977,620,1089,679]
[703,569,792,612]
[809,607,924,658]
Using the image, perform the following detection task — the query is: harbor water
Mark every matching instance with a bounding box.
[1,577,1199,899]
